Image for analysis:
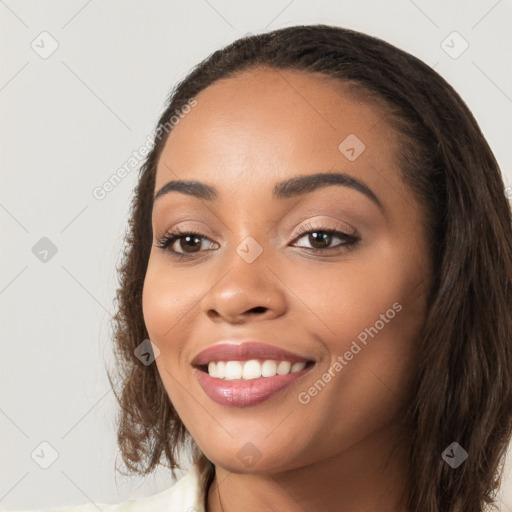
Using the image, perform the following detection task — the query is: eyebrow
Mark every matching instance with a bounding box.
[153,171,382,209]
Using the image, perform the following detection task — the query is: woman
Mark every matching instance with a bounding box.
[17,24,512,512]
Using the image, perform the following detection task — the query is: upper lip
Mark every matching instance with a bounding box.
[191,341,314,366]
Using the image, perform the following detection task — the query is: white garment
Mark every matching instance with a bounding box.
[1,462,206,512]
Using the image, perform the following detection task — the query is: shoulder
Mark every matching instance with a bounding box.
[1,462,207,512]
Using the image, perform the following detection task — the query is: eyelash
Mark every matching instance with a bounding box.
[155,221,360,259]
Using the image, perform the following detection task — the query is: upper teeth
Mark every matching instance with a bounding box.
[207,360,307,380]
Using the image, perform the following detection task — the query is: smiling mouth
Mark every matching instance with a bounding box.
[196,359,315,380]
[194,359,315,407]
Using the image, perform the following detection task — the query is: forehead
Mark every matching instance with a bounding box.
[154,67,402,198]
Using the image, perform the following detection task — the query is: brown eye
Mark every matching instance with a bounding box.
[307,231,333,250]
[176,234,203,253]
[291,225,360,254]
[156,230,219,256]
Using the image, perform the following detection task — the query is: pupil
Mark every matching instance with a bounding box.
[181,235,201,252]
[310,232,331,249]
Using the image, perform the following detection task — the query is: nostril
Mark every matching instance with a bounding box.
[207,310,221,320]
[249,306,267,314]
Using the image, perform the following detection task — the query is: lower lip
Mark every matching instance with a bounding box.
[194,365,312,407]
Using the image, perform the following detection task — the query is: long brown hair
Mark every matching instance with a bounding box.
[107,25,512,511]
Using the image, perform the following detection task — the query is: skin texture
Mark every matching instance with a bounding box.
[142,68,433,512]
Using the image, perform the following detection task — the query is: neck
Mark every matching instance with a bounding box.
[206,422,411,512]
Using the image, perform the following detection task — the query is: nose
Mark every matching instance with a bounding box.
[200,249,288,325]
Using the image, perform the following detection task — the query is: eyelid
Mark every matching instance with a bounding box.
[157,215,358,244]
[291,215,358,238]
[156,219,221,239]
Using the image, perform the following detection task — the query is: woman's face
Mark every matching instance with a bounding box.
[142,68,432,473]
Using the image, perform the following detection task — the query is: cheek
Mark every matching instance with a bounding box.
[291,237,426,409]
[141,255,197,410]
[141,254,199,350]
[142,264,173,347]
[289,240,424,351]
[288,283,422,460]
[142,262,192,385]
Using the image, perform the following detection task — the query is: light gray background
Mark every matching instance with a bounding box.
[1,0,511,509]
